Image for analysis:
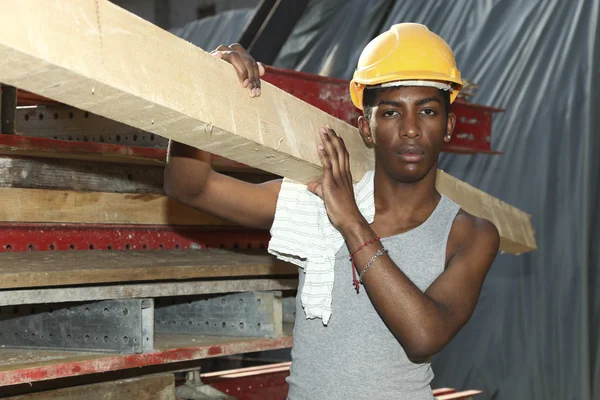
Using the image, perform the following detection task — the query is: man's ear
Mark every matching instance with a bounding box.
[358,116,375,147]
[444,112,457,143]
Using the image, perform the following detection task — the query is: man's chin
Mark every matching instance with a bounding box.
[390,161,438,184]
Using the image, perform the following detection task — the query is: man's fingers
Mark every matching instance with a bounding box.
[221,53,248,85]
[242,58,260,96]
[214,44,262,97]
[320,127,341,179]
[230,43,261,96]
[317,141,335,187]
[258,62,266,76]
[326,125,348,175]
[215,45,249,87]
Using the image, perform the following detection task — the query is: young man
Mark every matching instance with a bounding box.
[165,23,499,400]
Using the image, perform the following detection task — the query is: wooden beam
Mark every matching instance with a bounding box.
[0,156,165,193]
[0,187,232,225]
[3,374,176,400]
[0,156,273,193]
[0,249,297,290]
[0,279,298,306]
[0,1,536,254]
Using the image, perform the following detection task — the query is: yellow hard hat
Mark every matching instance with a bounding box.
[350,23,463,110]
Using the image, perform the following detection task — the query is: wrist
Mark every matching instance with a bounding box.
[339,216,373,246]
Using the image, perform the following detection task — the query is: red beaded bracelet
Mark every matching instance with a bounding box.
[349,237,380,293]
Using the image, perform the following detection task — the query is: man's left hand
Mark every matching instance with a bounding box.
[307,125,365,232]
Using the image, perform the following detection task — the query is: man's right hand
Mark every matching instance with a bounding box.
[211,44,266,98]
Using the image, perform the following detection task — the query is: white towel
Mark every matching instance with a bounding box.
[268,170,376,325]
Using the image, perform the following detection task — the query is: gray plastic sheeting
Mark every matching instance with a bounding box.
[174,1,599,399]
[170,8,254,52]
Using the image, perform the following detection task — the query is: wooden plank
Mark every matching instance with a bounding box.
[0,156,273,193]
[0,0,536,254]
[436,170,536,254]
[0,156,164,193]
[3,374,175,400]
[0,187,232,226]
[0,279,299,305]
[0,248,297,289]
[0,333,294,386]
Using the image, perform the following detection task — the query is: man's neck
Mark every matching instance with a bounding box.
[372,163,440,222]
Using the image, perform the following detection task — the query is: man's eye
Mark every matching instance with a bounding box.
[383,110,398,117]
[421,109,437,116]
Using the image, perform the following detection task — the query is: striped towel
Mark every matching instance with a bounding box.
[268,170,376,325]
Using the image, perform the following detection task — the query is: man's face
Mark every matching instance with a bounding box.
[359,86,456,183]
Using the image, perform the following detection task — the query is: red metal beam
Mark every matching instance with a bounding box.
[0,134,263,172]
[11,65,503,155]
[201,362,480,400]
[0,223,271,253]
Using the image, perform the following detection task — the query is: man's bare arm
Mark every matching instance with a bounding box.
[345,214,499,360]
[164,143,281,229]
[163,44,282,230]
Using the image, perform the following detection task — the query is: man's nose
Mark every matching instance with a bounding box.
[401,114,421,139]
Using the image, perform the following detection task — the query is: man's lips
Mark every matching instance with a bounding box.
[397,147,424,162]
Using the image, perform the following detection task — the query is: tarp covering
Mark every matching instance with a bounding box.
[170,8,254,53]
[174,1,599,398]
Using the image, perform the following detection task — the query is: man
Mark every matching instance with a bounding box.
[165,23,499,400]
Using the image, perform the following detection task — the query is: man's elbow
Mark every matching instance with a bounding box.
[402,331,446,362]
[163,169,203,204]
[405,344,437,362]
[163,176,182,201]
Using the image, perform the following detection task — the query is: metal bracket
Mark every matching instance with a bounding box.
[1,85,17,134]
[282,294,296,324]
[155,291,282,338]
[0,299,154,353]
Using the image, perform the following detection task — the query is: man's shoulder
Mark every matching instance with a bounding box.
[447,209,500,263]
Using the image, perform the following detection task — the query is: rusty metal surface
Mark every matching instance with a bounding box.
[0,334,294,386]
[0,135,254,172]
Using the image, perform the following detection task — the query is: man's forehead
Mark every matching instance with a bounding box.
[374,86,442,102]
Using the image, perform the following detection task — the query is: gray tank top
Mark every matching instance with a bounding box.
[286,195,460,400]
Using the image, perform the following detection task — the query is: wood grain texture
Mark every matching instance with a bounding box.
[0,187,233,225]
[0,0,536,253]
[0,279,298,305]
[0,249,297,289]
[3,374,176,400]
[0,156,275,193]
[0,156,164,193]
